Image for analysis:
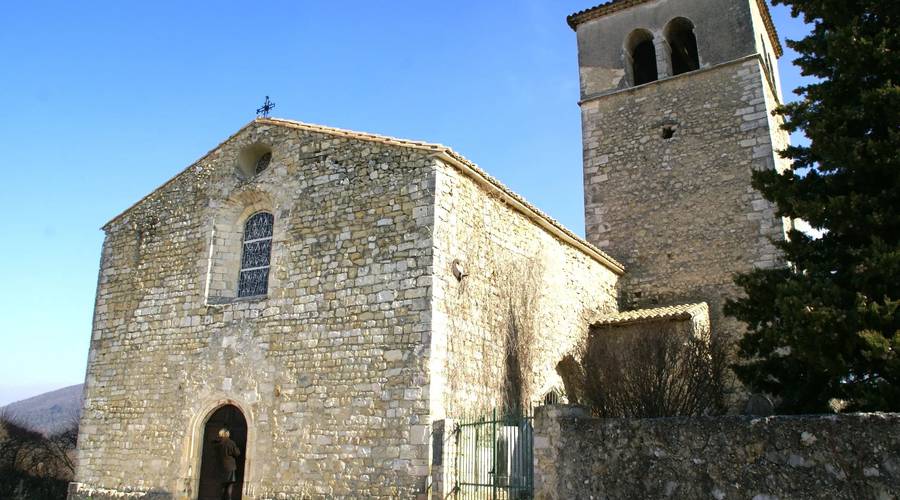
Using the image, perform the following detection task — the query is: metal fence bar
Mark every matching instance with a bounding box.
[492,409,497,500]
[452,408,535,499]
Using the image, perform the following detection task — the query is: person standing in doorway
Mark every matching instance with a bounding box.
[215,428,241,500]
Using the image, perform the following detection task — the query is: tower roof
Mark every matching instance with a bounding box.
[567,0,783,57]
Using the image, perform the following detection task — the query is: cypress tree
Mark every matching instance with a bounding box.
[725,0,900,412]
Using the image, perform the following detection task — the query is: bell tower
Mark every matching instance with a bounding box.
[570,0,791,337]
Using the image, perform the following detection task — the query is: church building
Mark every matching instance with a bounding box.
[70,0,788,498]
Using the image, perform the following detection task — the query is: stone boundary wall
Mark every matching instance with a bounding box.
[534,405,900,499]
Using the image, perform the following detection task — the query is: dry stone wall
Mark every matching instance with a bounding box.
[534,405,900,500]
[73,121,437,499]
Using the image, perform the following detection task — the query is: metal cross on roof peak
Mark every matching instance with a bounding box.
[256,96,275,118]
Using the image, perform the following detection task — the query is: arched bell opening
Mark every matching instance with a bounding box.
[665,17,700,75]
[625,29,659,86]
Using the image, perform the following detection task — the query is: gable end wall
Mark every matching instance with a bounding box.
[74,123,437,499]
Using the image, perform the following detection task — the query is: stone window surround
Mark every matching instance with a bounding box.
[204,189,283,304]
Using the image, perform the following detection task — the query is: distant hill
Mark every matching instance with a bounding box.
[1,384,83,435]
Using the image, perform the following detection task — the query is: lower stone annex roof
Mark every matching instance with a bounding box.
[104,117,625,275]
[592,302,708,326]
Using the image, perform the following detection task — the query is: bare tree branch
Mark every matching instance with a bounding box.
[560,329,733,417]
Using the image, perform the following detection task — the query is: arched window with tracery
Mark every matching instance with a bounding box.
[626,29,658,86]
[237,212,273,297]
[665,18,700,76]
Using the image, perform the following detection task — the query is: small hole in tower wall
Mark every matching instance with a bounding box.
[661,126,675,139]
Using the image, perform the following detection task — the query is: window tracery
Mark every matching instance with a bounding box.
[237,212,273,297]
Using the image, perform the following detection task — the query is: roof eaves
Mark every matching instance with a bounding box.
[592,302,708,327]
[434,150,625,275]
[212,119,624,273]
[100,117,625,274]
[567,0,647,30]
[101,119,261,230]
[755,0,783,57]
[259,117,449,152]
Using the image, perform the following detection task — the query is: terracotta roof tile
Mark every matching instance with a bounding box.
[567,0,644,29]
[754,0,783,57]
[593,302,708,326]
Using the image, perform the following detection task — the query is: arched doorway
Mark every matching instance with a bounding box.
[197,405,247,500]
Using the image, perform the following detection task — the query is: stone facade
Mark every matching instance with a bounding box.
[71,118,624,499]
[575,0,791,338]
[534,405,900,499]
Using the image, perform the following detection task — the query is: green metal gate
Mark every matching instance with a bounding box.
[453,409,534,499]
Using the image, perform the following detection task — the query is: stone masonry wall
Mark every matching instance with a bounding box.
[582,56,786,339]
[534,405,900,499]
[429,160,621,421]
[73,120,437,499]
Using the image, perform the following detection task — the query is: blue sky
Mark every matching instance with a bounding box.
[0,1,812,405]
